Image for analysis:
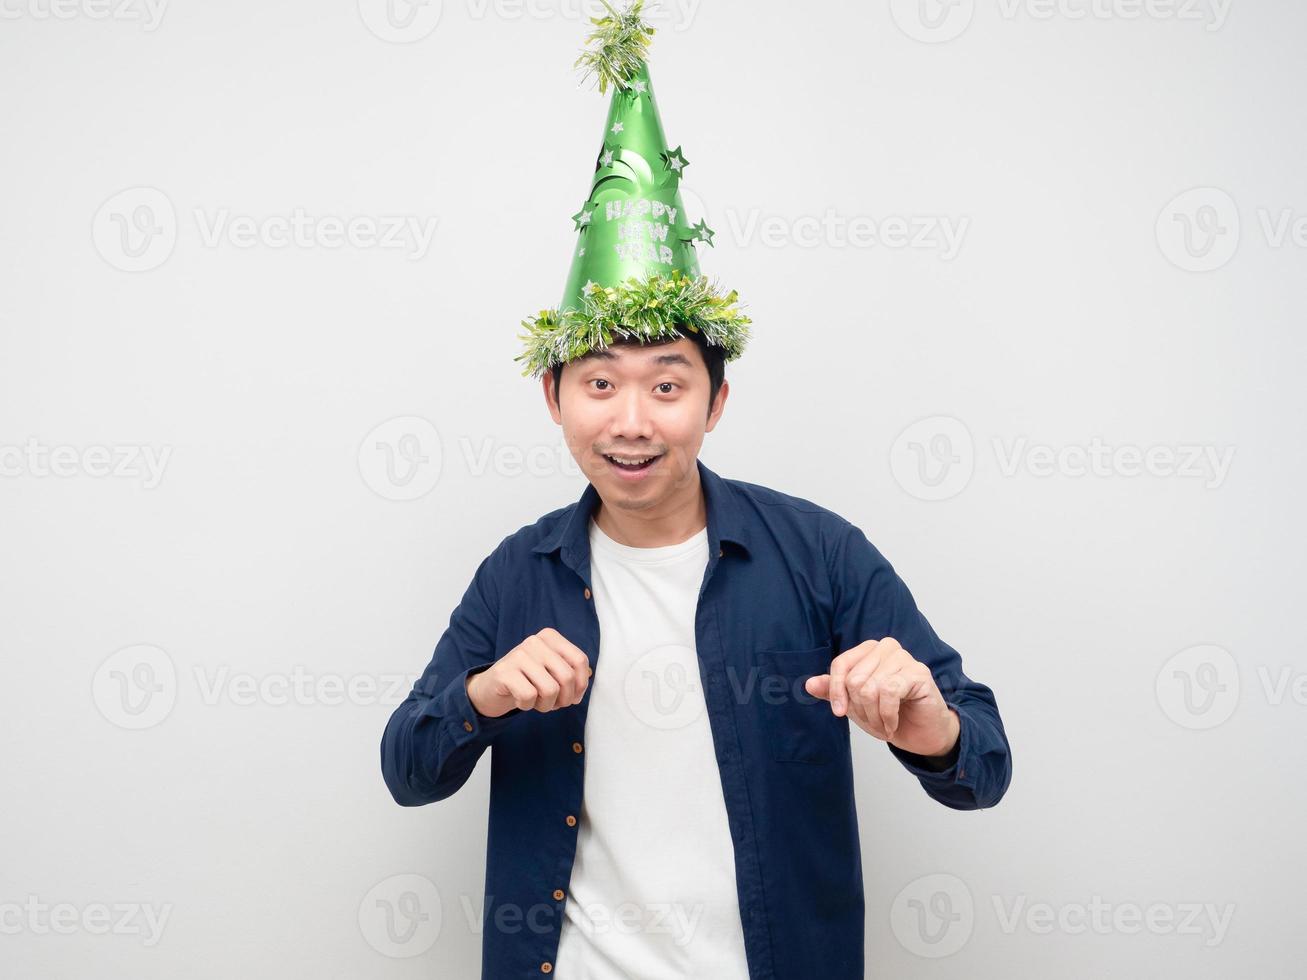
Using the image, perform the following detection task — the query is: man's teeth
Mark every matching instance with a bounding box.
[608,455,656,465]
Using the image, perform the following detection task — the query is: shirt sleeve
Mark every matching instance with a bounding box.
[828,518,1013,810]
[380,545,523,807]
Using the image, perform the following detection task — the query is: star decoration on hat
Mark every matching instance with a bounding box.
[571,204,595,231]
[630,78,647,95]
[688,218,715,247]
[610,121,624,135]
[661,145,689,174]
[595,143,616,169]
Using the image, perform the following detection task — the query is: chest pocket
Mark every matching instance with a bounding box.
[755,644,847,764]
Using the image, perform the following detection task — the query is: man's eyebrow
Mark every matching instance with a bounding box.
[580,351,693,369]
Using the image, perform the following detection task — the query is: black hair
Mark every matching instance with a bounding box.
[550,329,726,419]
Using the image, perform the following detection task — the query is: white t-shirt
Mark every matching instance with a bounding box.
[552,517,751,980]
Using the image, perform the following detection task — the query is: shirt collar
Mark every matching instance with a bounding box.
[531,457,752,572]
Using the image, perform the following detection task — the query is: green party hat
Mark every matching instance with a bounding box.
[515,0,751,379]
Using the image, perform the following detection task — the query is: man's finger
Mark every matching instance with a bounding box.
[537,651,581,706]
[846,690,882,739]
[864,674,903,739]
[539,629,593,676]
[828,643,876,717]
[503,670,540,712]
[519,658,562,711]
[537,627,583,660]
[804,673,830,701]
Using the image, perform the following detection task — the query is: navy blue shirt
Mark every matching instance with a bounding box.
[380,458,1012,979]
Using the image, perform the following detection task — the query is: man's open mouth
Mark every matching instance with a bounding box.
[603,453,662,472]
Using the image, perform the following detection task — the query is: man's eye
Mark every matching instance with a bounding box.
[591,379,610,391]
[656,383,677,394]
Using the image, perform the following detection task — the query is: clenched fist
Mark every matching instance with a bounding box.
[466,627,593,718]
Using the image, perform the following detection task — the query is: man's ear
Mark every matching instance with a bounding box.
[543,371,563,424]
[705,379,729,433]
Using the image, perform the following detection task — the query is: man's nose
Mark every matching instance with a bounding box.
[609,386,655,435]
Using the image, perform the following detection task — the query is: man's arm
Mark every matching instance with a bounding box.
[379,546,522,807]
[829,519,1012,810]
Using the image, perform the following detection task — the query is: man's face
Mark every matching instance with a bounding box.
[544,338,728,513]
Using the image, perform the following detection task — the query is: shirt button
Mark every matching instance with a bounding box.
[718,547,723,558]
[553,888,565,901]
[540,962,553,973]
[462,720,473,731]
[572,741,583,754]
[565,814,577,827]
[583,587,591,599]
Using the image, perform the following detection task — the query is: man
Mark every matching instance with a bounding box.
[380,5,1011,977]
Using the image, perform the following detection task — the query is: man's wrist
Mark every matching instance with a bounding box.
[465,668,491,718]
[890,707,961,765]
[923,707,961,758]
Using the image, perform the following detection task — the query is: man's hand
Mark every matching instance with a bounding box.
[804,637,960,758]
[466,627,593,718]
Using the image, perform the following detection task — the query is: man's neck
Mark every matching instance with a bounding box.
[592,467,707,549]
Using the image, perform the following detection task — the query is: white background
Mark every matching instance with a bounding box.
[1,0,1303,976]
